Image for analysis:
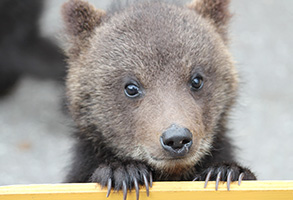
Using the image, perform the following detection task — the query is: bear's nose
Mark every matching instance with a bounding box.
[160,124,193,157]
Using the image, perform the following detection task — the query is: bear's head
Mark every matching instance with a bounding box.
[62,0,237,177]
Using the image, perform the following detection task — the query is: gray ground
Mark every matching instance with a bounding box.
[0,0,292,185]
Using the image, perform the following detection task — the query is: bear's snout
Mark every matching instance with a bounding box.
[160,124,193,158]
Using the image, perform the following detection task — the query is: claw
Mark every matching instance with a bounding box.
[122,181,127,200]
[215,171,222,191]
[192,176,199,181]
[133,177,139,200]
[227,171,233,191]
[106,178,112,197]
[149,172,153,188]
[143,174,149,196]
[204,169,212,188]
[238,172,244,186]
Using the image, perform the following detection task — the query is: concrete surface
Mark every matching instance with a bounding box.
[0,0,292,185]
[230,0,293,180]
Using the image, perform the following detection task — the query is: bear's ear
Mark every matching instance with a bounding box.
[187,0,231,43]
[62,0,105,56]
[62,0,105,38]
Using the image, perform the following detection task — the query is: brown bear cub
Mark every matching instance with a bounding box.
[62,0,256,198]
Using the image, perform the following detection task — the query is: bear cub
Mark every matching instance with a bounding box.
[62,0,256,198]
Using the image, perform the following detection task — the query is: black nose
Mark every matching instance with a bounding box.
[160,124,193,157]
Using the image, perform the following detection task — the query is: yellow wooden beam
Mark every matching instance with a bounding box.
[1,181,293,200]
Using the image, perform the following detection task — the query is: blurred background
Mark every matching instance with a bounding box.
[0,0,292,185]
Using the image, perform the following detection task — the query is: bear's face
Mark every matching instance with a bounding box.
[63,0,237,175]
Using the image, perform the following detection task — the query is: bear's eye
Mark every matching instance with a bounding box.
[191,74,204,91]
[124,83,141,98]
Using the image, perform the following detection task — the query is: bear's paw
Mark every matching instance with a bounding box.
[193,162,256,190]
[91,162,152,200]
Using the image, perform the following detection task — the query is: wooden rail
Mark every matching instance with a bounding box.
[1,181,293,200]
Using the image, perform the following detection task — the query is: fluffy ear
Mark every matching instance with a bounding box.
[187,0,231,43]
[61,0,105,56]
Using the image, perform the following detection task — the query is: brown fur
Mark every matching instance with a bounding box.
[187,0,232,43]
[62,0,105,56]
[62,0,255,190]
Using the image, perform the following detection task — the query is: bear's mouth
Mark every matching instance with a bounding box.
[148,153,199,174]
[150,155,190,161]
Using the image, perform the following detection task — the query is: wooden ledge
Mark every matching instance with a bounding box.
[1,181,293,200]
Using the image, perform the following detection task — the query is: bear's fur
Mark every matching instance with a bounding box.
[62,0,256,194]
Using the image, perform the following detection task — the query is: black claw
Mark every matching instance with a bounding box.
[133,177,139,200]
[149,172,153,188]
[106,178,112,198]
[215,171,222,191]
[227,171,232,191]
[238,172,244,186]
[143,174,149,197]
[204,169,212,188]
[122,181,127,200]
